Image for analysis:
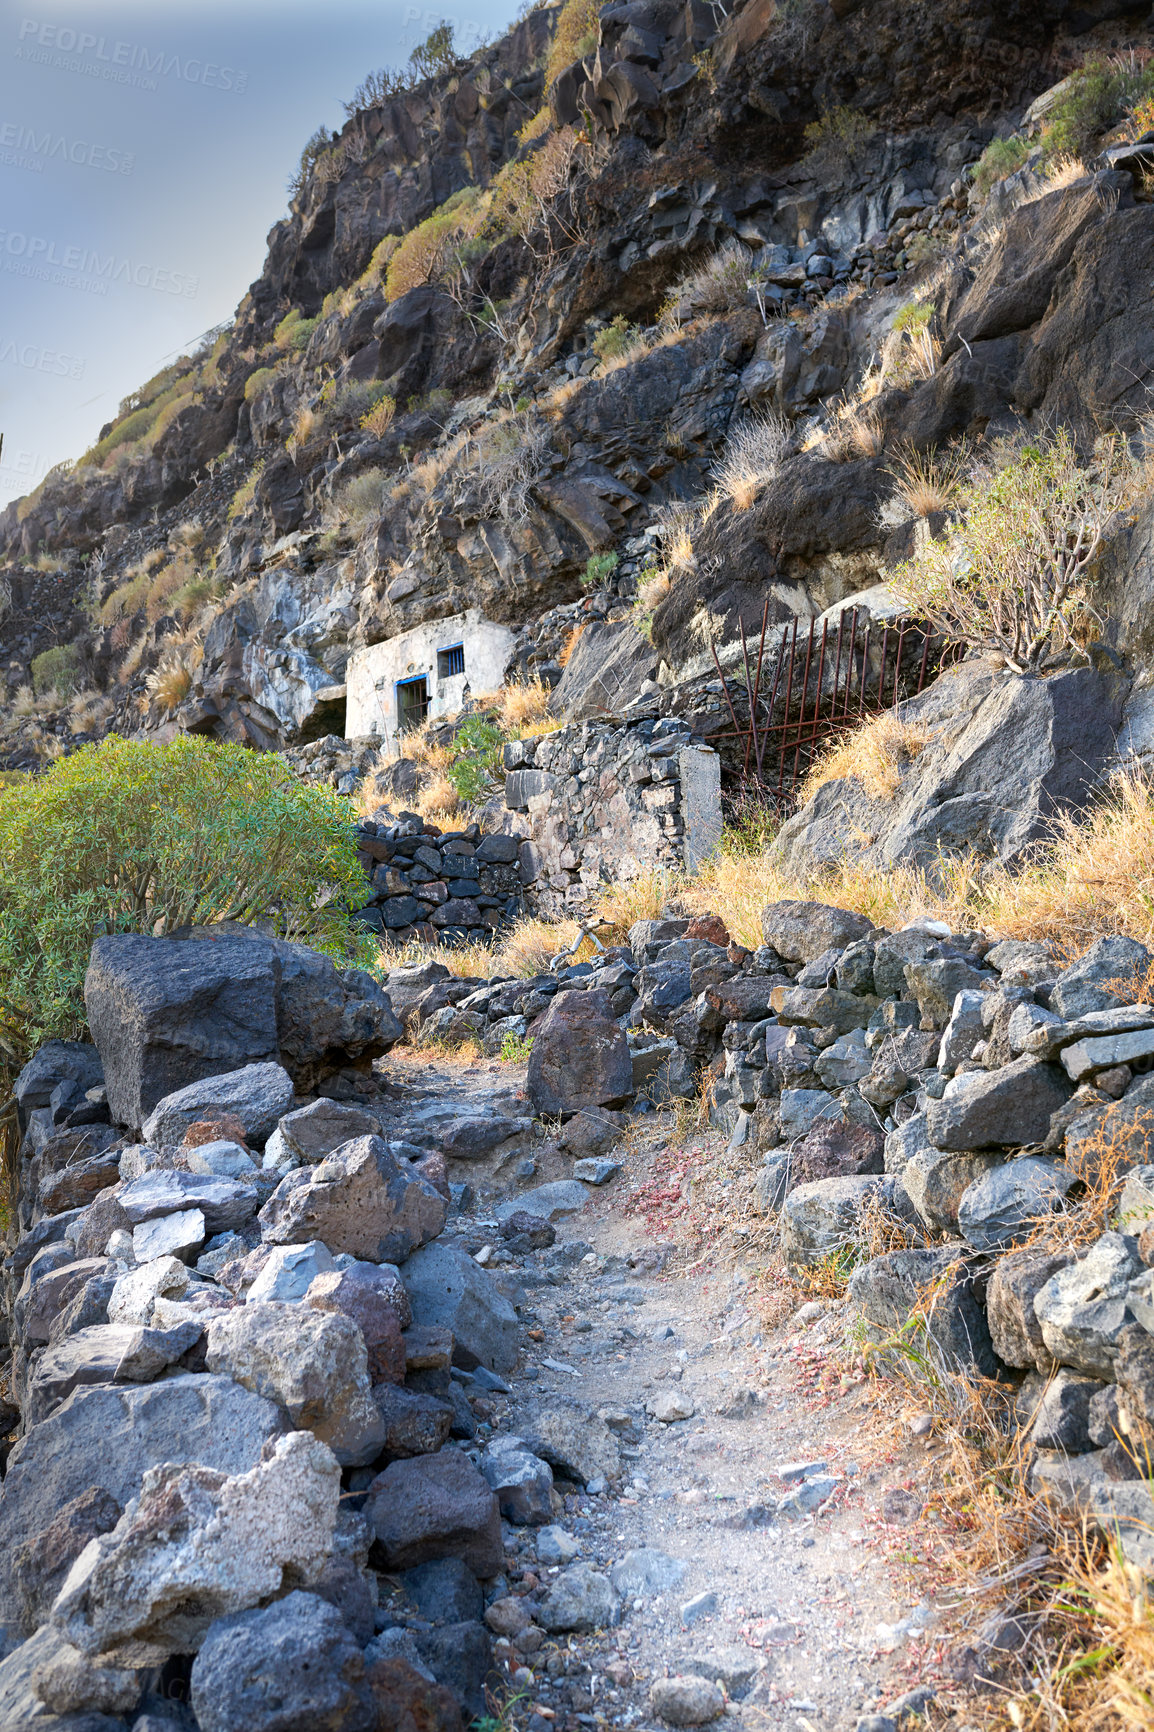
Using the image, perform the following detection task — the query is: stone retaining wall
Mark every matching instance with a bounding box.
[504,715,722,922]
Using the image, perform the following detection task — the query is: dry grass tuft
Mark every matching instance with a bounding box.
[713,410,790,510]
[799,708,934,804]
[496,679,551,730]
[886,443,968,519]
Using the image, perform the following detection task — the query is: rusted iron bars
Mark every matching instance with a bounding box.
[706,604,947,801]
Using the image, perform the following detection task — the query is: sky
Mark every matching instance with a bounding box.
[0,0,518,507]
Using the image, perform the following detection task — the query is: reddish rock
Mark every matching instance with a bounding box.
[184,1113,249,1150]
[306,1264,410,1385]
[685,915,731,947]
[373,1384,454,1457]
[792,1118,884,1187]
[367,1659,462,1732]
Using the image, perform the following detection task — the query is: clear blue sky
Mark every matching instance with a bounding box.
[0,0,517,507]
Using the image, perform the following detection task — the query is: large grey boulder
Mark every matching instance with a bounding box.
[52,1431,340,1664]
[142,1064,294,1148]
[85,934,281,1132]
[205,1302,385,1467]
[0,1376,288,1629]
[526,989,633,1117]
[191,1590,376,1732]
[775,662,1126,877]
[849,1247,997,1377]
[986,1248,1073,1368]
[26,1320,203,1426]
[760,901,871,963]
[778,1175,886,1270]
[367,1451,503,1576]
[259,1135,445,1263]
[85,932,403,1134]
[401,1241,520,1372]
[1034,1232,1141,1377]
[1050,936,1152,1020]
[957,1156,1077,1250]
[925,1056,1071,1150]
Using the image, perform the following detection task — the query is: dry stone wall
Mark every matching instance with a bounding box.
[504,715,722,922]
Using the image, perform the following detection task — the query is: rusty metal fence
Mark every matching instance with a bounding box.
[706,600,961,801]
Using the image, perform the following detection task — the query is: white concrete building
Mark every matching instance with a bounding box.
[345,608,517,747]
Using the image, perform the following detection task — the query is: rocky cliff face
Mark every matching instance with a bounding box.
[0,0,1149,769]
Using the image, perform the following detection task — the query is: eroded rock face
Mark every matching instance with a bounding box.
[52,1432,341,1663]
[0,1376,289,1628]
[776,663,1127,878]
[400,1241,521,1372]
[259,1135,446,1263]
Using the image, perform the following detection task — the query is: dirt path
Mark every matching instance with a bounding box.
[385,1053,950,1731]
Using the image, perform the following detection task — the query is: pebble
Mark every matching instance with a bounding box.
[647,1389,695,1423]
[650,1675,726,1725]
[680,1590,718,1625]
[537,1526,580,1565]
[573,1157,621,1185]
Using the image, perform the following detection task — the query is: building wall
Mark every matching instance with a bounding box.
[345,608,517,746]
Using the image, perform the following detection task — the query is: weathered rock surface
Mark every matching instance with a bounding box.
[1034,1233,1141,1378]
[400,1241,520,1372]
[205,1301,384,1465]
[259,1135,446,1262]
[538,1562,619,1632]
[986,1248,1073,1369]
[52,1431,340,1663]
[142,1063,295,1148]
[306,1262,409,1383]
[0,1376,289,1623]
[925,1057,1071,1151]
[191,1589,377,1732]
[526,989,633,1116]
[367,1451,503,1577]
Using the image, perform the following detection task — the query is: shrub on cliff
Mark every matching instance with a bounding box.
[0,736,368,1042]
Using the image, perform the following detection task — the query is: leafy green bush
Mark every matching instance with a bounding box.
[592,317,638,364]
[803,104,874,171]
[31,644,80,698]
[971,134,1029,197]
[243,365,282,404]
[0,735,369,1042]
[274,310,320,351]
[446,714,505,802]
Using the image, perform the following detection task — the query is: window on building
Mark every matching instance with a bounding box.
[397,676,429,731]
[437,643,466,679]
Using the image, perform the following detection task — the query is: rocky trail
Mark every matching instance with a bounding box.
[385,1050,948,1732]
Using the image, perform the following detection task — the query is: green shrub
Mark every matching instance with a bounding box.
[332,467,391,531]
[803,104,874,170]
[30,644,80,698]
[1041,56,1154,162]
[243,366,282,404]
[274,310,320,351]
[500,1031,534,1062]
[0,735,370,1043]
[592,317,638,364]
[971,134,1029,197]
[446,714,505,802]
[581,551,618,588]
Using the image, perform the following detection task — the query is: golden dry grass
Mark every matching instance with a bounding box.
[495,679,551,729]
[887,443,967,518]
[798,708,933,803]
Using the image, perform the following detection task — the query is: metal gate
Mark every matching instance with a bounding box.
[705,600,958,801]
